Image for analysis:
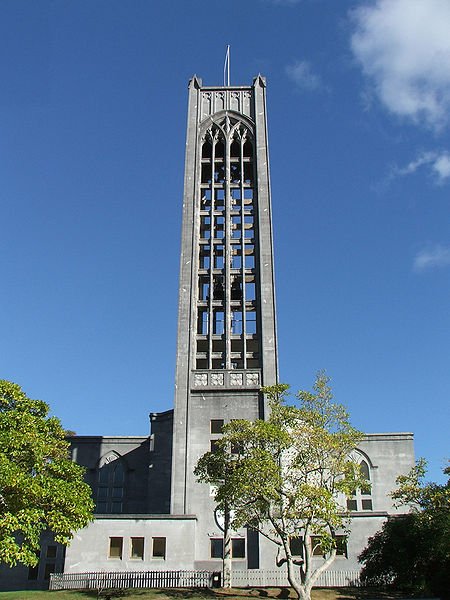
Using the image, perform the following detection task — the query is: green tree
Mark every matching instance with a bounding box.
[359,460,450,598]
[195,373,366,600]
[0,380,94,567]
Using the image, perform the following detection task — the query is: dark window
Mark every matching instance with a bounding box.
[44,563,56,580]
[210,538,245,558]
[152,537,166,559]
[97,459,125,514]
[289,537,303,557]
[211,538,223,559]
[211,419,224,434]
[346,499,357,511]
[232,538,245,558]
[362,499,373,510]
[46,545,57,559]
[360,460,370,481]
[28,564,39,580]
[210,439,220,453]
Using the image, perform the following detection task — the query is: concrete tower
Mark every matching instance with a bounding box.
[171,75,278,525]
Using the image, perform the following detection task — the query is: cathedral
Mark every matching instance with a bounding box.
[1,75,414,590]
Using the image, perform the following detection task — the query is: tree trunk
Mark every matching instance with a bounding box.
[222,504,231,588]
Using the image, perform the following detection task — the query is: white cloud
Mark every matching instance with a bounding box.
[395,150,450,184]
[350,0,450,130]
[432,153,450,181]
[286,60,322,91]
[414,245,450,271]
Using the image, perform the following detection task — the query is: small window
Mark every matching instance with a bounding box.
[346,499,357,511]
[210,439,220,453]
[152,537,166,559]
[211,538,223,559]
[109,537,123,559]
[28,564,39,580]
[232,538,245,558]
[335,535,348,557]
[46,545,57,559]
[362,499,373,510]
[289,537,303,557]
[44,563,56,580]
[211,419,224,434]
[131,537,145,560]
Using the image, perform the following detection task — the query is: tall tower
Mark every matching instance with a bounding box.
[171,75,278,521]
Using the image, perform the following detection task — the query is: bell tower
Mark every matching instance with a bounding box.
[171,75,278,517]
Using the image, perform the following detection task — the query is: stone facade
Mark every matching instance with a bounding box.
[0,75,415,591]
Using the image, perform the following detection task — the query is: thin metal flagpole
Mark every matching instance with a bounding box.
[223,45,230,86]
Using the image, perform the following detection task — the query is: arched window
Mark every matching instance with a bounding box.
[196,116,258,371]
[96,455,125,514]
[347,456,373,512]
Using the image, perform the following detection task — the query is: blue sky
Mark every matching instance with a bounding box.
[1,0,448,484]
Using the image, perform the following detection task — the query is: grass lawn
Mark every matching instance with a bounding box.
[0,588,431,600]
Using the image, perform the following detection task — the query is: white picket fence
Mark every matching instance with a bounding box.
[49,570,215,590]
[49,568,361,591]
[231,569,362,588]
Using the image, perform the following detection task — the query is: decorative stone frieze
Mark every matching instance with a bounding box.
[194,373,208,387]
[246,372,259,386]
[230,373,243,386]
[210,373,224,386]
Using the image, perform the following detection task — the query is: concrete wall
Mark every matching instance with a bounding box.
[70,436,151,514]
[64,516,197,572]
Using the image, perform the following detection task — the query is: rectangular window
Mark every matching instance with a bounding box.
[335,535,348,557]
[152,537,166,559]
[361,499,373,510]
[131,537,145,560]
[214,245,224,269]
[245,281,256,301]
[46,545,57,559]
[199,245,210,269]
[44,563,56,580]
[211,538,223,559]
[210,439,220,453]
[231,188,241,199]
[246,310,257,335]
[210,538,245,559]
[199,276,209,301]
[112,487,123,499]
[346,498,357,511]
[231,311,243,335]
[210,419,224,434]
[97,487,108,500]
[109,537,123,559]
[213,310,224,335]
[289,537,303,557]
[245,253,255,269]
[28,564,39,581]
[232,538,245,558]
[231,247,242,269]
[197,309,208,335]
